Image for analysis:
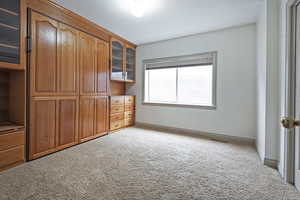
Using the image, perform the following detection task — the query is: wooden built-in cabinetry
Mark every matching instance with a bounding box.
[0,69,25,170]
[29,11,109,160]
[111,38,135,82]
[0,0,136,166]
[110,96,135,131]
[0,0,26,70]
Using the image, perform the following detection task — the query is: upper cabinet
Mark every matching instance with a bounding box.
[111,39,124,81]
[125,45,135,82]
[0,0,25,70]
[110,38,135,82]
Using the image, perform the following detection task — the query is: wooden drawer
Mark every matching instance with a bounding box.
[110,120,124,131]
[111,96,124,105]
[125,118,134,127]
[0,130,24,151]
[125,96,135,105]
[0,145,24,169]
[125,104,135,111]
[110,113,124,122]
[124,111,134,119]
[111,104,124,114]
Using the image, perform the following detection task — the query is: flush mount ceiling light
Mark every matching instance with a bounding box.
[129,0,145,17]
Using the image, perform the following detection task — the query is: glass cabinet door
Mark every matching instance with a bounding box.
[111,40,124,81]
[125,47,135,82]
[0,0,20,64]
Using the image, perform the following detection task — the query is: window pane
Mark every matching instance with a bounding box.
[178,65,213,105]
[147,68,177,102]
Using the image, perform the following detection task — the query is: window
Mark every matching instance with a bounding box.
[144,52,217,108]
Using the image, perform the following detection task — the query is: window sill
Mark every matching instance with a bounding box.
[142,101,217,110]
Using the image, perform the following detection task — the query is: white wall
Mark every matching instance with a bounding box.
[265,0,281,162]
[127,24,257,140]
[256,1,267,161]
[255,0,281,164]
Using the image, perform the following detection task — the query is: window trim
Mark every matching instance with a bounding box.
[142,52,217,109]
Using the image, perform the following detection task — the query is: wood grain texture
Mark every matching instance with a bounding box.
[0,130,24,151]
[79,32,96,95]
[57,97,78,148]
[9,71,25,124]
[96,39,109,95]
[79,96,95,142]
[95,96,108,136]
[30,97,57,159]
[0,145,24,170]
[58,23,79,95]
[110,81,125,96]
[26,0,136,47]
[30,11,58,96]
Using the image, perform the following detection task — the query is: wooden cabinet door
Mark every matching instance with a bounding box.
[30,12,58,96]
[57,97,78,149]
[79,96,95,142]
[96,39,109,95]
[95,96,108,136]
[29,97,57,159]
[79,32,96,95]
[58,24,78,95]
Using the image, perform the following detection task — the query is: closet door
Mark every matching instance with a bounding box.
[95,96,108,136]
[29,97,57,159]
[96,39,109,95]
[79,96,95,142]
[57,97,78,149]
[30,12,58,96]
[58,23,78,95]
[79,32,96,95]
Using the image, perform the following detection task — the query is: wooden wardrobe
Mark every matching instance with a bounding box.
[28,11,109,160]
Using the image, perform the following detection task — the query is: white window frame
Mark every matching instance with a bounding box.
[143,52,217,109]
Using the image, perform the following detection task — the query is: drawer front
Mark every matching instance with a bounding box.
[111,105,124,114]
[110,120,124,131]
[111,96,124,105]
[124,111,134,119]
[125,104,135,111]
[0,131,24,151]
[0,145,24,169]
[125,96,135,105]
[110,113,124,122]
[125,118,134,127]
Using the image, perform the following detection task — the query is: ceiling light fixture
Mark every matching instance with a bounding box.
[129,0,144,18]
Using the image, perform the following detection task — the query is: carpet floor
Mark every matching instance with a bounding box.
[0,127,300,200]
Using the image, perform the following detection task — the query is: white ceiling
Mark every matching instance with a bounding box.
[51,0,263,45]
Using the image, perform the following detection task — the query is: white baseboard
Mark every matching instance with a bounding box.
[135,122,255,145]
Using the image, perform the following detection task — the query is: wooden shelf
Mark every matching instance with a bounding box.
[0,121,24,134]
[0,43,18,49]
[0,8,19,16]
[0,23,19,31]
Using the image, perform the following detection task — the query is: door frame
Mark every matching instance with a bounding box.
[284,0,300,184]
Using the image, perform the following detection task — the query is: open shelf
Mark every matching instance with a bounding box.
[0,70,25,134]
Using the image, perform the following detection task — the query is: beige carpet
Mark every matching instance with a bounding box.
[0,127,299,200]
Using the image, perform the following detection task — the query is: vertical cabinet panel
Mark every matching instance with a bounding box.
[57,97,78,148]
[30,98,57,159]
[95,96,108,136]
[79,97,95,142]
[58,24,78,95]
[79,32,96,95]
[31,12,58,96]
[96,39,109,95]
